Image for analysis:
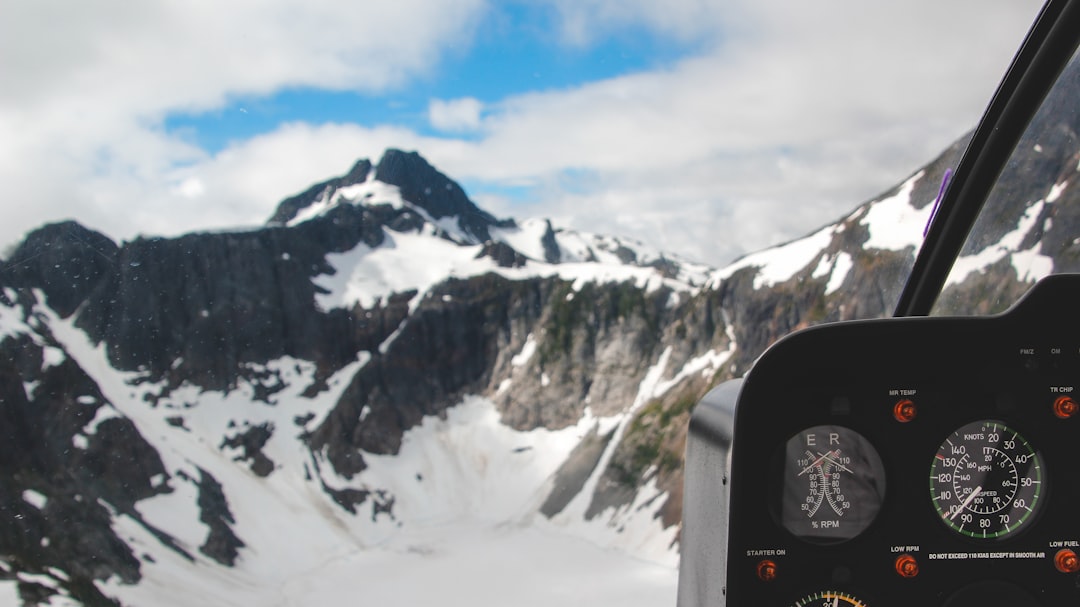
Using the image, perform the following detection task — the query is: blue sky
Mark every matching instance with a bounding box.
[1,0,1043,265]
[164,4,700,152]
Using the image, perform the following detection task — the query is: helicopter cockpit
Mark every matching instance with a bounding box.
[677,1,1080,605]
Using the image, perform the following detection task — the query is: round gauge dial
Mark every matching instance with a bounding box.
[778,426,886,544]
[792,591,869,606]
[930,420,1044,539]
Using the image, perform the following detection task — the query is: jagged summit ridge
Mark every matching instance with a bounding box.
[259,148,714,294]
[266,157,374,226]
[373,149,504,242]
[267,149,507,245]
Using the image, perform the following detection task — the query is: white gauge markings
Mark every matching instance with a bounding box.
[929,420,1043,539]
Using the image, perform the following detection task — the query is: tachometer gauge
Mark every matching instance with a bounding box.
[779,426,886,544]
[930,419,1044,539]
[792,590,869,606]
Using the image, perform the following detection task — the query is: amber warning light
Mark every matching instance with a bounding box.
[894,554,919,578]
[1053,396,1078,419]
[893,399,917,423]
[1055,549,1079,574]
[756,560,778,582]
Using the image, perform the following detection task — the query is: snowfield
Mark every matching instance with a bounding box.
[0,293,681,606]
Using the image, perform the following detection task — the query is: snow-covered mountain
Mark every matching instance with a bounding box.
[0,149,727,606]
[715,46,1080,322]
[0,56,1077,606]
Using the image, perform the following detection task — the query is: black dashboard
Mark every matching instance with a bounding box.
[678,274,1080,606]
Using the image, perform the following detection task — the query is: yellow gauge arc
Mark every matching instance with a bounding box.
[793,590,869,606]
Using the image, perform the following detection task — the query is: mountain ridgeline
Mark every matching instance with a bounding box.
[0,57,1077,605]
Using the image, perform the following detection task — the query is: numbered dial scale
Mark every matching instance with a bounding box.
[792,591,869,606]
[929,419,1044,539]
[778,426,887,543]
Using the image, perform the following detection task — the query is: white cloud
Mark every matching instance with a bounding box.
[172,177,206,199]
[0,0,485,114]
[429,98,486,133]
[0,0,1045,268]
[546,0,732,46]
[423,0,1044,263]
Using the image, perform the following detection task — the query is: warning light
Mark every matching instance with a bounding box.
[893,399,917,423]
[1053,396,1078,419]
[1055,549,1080,574]
[895,554,919,578]
[756,560,778,582]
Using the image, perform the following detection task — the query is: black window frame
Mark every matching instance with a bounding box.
[894,0,1080,317]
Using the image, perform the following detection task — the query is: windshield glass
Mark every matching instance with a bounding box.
[0,2,1046,606]
[932,45,1080,316]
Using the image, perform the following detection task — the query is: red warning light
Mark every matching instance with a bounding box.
[895,554,919,578]
[893,399,917,423]
[756,559,778,582]
[1055,549,1079,574]
[1053,396,1078,419]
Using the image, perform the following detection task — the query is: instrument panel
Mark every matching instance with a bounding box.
[677,275,1080,607]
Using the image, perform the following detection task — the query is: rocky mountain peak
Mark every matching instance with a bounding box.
[4,221,118,318]
[372,149,504,243]
[267,149,509,245]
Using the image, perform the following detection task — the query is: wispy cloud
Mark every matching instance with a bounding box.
[429,98,486,133]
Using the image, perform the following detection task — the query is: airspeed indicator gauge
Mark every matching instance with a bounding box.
[930,419,1044,540]
[778,425,886,544]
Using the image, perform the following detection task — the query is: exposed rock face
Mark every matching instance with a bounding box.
[961,56,1080,257]
[476,240,528,268]
[220,423,275,477]
[11,203,416,396]
[540,424,613,517]
[266,149,514,245]
[4,221,119,318]
[540,220,561,264]
[372,149,506,243]
[267,158,373,225]
[0,309,167,605]
[308,274,544,477]
[934,54,1080,314]
[194,469,245,566]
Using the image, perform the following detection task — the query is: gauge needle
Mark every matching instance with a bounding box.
[833,596,839,607]
[798,450,853,476]
[798,450,838,476]
[817,452,853,474]
[948,485,983,520]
